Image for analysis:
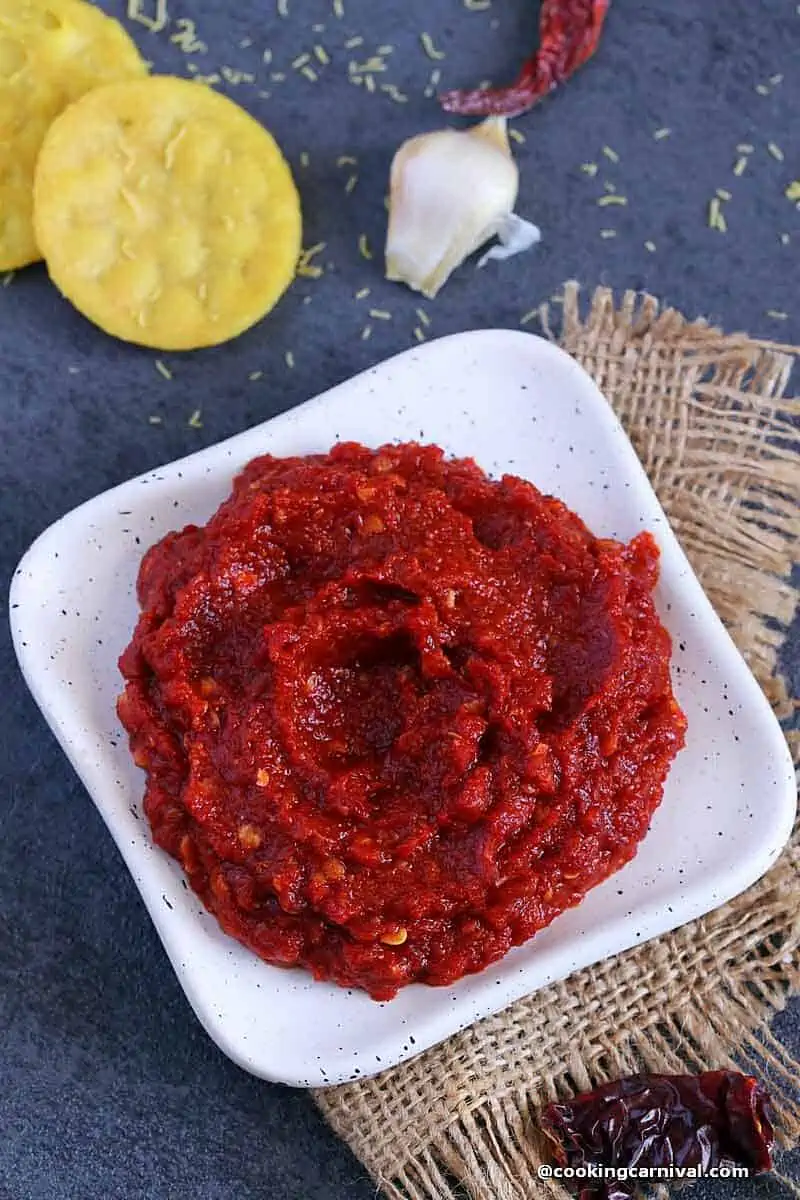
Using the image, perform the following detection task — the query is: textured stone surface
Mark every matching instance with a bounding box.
[1,1,796,1197]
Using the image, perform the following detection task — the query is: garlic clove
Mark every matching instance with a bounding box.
[385,116,537,299]
[467,113,515,154]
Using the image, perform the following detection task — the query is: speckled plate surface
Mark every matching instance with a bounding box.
[10,330,796,1087]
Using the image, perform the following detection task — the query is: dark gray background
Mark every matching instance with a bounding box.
[1,2,797,1197]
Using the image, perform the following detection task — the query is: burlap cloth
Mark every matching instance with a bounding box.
[315,283,800,1199]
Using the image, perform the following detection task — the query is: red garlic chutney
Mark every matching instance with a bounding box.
[118,442,686,999]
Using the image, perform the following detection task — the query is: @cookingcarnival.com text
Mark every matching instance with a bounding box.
[537,1163,753,1183]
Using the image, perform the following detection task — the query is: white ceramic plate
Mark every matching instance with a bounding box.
[10,331,796,1087]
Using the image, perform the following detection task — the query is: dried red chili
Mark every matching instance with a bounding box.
[440,0,610,119]
[541,1071,774,1199]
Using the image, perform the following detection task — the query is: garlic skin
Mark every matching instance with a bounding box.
[385,117,540,299]
[478,212,542,267]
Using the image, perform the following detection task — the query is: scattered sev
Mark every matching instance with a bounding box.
[297,243,326,279]
[127,0,168,33]
[708,196,728,233]
[420,32,446,59]
[358,234,373,260]
[188,409,203,428]
[285,351,295,369]
[221,67,254,84]
[349,56,386,74]
[170,20,207,54]
[381,84,408,103]
[423,68,442,98]
[154,359,172,380]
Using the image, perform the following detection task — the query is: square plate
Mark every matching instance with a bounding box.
[10,331,795,1087]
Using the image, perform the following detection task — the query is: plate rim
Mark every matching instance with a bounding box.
[10,329,797,1086]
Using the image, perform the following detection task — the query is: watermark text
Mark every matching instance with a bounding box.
[537,1163,750,1183]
